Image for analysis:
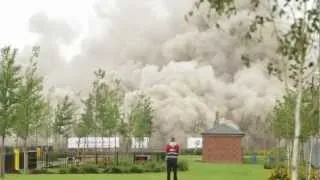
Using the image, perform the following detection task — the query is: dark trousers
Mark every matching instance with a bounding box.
[166,158,178,180]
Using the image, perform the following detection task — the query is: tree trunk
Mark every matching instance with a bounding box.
[307,138,313,180]
[94,135,98,164]
[77,137,80,166]
[15,136,19,147]
[101,136,104,153]
[108,136,111,154]
[114,135,117,153]
[0,136,5,180]
[114,136,117,167]
[287,139,291,168]
[126,137,130,153]
[140,137,143,152]
[35,129,38,147]
[101,136,105,165]
[23,138,28,174]
[291,72,303,180]
[82,137,88,163]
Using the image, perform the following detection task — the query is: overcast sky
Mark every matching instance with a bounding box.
[0,0,103,62]
[0,0,170,62]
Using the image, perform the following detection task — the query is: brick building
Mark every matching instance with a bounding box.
[202,123,245,163]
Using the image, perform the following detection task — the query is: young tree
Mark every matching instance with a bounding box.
[40,88,56,149]
[80,93,95,151]
[188,0,320,179]
[14,47,44,174]
[53,95,77,150]
[270,87,320,167]
[94,69,123,155]
[99,88,122,153]
[117,117,130,152]
[81,69,124,163]
[130,93,153,151]
[0,46,22,179]
[73,121,88,162]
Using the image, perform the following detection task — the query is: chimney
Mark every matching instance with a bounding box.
[214,111,220,127]
[225,110,234,121]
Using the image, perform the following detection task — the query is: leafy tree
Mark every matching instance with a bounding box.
[14,47,44,174]
[0,46,22,179]
[188,0,320,179]
[80,69,124,164]
[271,88,320,139]
[130,93,153,150]
[53,95,77,150]
[93,69,123,153]
[73,121,88,161]
[270,86,320,168]
[38,88,56,149]
[40,98,54,146]
[117,117,130,152]
[80,93,95,150]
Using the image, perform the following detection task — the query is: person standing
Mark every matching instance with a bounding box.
[165,137,180,180]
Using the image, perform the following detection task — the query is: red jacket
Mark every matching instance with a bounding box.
[165,142,179,159]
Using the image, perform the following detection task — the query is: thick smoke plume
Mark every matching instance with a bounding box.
[21,0,284,148]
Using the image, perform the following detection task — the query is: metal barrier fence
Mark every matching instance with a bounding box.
[2,147,167,172]
[38,149,166,169]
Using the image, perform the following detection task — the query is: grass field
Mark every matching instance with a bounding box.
[4,156,271,180]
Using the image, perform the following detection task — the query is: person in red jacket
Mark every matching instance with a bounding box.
[164,137,180,180]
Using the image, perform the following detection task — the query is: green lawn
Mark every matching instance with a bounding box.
[5,156,271,180]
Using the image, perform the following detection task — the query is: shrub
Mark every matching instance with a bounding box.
[48,151,67,161]
[144,161,158,172]
[263,154,285,170]
[29,169,52,174]
[178,160,189,171]
[268,164,319,180]
[59,168,68,174]
[129,165,144,173]
[108,167,125,174]
[69,166,82,174]
[181,148,202,155]
[80,164,100,173]
[298,164,318,180]
[145,161,165,172]
[10,170,21,174]
[103,166,131,174]
[267,148,287,163]
[268,166,290,180]
[264,161,276,169]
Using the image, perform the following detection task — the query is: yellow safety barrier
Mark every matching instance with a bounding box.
[14,148,20,171]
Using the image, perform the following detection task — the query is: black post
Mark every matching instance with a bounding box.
[45,148,48,168]
[133,152,136,164]
[95,152,98,165]
[116,151,119,166]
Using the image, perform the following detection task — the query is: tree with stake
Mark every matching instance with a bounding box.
[0,46,22,179]
[94,70,112,153]
[188,0,320,179]
[130,93,153,151]
[271,88,320,141]
[270,87,320,170]
[14,46,44,174]
[73,121,88,164]
[53,95,77,151]
[118,116,130,152]
[101,84,122,154]
[91,69,103,161]
[80,93,95,152]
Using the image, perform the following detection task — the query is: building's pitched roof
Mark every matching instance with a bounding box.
[202,123,245,136]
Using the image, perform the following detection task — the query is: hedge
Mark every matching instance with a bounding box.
[29,159,189,174]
